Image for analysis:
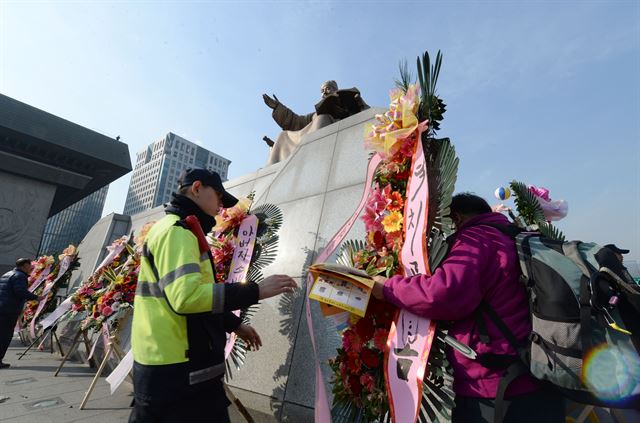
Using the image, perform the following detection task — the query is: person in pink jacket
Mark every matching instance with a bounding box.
[372,193,564,423]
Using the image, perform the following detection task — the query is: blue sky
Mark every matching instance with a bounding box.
[1,1,638,261]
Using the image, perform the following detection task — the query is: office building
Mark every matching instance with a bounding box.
[123,132,231,215]
[39,186,109,255]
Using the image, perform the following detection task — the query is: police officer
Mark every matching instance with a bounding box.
[129,168,297,422]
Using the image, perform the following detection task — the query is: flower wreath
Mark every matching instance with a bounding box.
[207,192,283,378]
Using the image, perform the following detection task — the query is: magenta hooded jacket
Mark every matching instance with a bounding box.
[383,212,539,398]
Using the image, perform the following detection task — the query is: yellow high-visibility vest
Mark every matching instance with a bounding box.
[131,214,225,365]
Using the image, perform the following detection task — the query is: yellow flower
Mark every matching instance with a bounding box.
[382,211,403,233]
[364,84,422,158]
[213,197,252,233]
[59,245,77,260]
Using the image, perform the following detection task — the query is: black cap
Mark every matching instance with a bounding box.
[604,244,630,255]
[177,168,238,208]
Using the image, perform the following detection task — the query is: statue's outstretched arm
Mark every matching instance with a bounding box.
[271,101,313,131]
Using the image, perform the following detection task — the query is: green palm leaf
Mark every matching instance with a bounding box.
[418,328,455,423]
[416,51,446,135]
[250,203,283,272]
[538,221,566,242]
[337,239,367,268]
[509,181,546,226]
[394,60,414,93]
[424,137,459,271]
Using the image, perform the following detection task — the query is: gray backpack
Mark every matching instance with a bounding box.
[476,227,640,422]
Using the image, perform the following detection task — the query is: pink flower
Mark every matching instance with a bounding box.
[527,185,568,221]
[361,185,389,232]
[398,132,418,157]
[101,306,113,316]
[528,185,550,202]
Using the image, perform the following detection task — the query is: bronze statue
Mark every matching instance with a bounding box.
[262,80,369,165]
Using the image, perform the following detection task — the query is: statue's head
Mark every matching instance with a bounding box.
[320,80,338,98]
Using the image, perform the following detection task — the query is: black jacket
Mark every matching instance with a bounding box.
[0,268,38,314]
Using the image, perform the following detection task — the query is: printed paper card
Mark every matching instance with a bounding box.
[308,263,374,317]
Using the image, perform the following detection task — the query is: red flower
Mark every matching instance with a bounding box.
[385,229,404,250]
[354,316,375,342]
[387,190,404,212]
[371,231,385,250]
[361,348,380,368]
[346,353,362,373]
[348,375,363,395]
[373,328,389,351]
[342,329,362,354]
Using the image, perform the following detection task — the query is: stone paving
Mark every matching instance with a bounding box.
[0,337,275,422]
[0,337,131,422]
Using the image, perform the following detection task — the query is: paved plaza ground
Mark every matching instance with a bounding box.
[0,338,131,422]
[0,337,272,422]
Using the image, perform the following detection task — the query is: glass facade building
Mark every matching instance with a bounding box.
[39,185,109,255]
[123,132,231,216]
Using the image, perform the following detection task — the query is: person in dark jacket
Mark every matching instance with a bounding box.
[0,258,39,368]
[372,193,564,423]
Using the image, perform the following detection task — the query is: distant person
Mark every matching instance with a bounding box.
[0,258,39,369]
[129,168,297,423]
[372,193,564,423]
[604,244,629,263]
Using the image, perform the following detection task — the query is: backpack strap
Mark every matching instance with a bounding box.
[494,361,528,423]
[514,233,535,283]
[478,301,525,358]
[561,242,594,353]
[475,301,530,423]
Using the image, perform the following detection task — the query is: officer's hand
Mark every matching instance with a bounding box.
[258,275,297,300]
[235,324,262,351]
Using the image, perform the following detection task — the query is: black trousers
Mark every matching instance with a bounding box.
[128,375,231,423]
[452,388,565,423]
[0,313,19,363]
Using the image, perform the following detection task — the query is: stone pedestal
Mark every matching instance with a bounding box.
[221,108,384,421]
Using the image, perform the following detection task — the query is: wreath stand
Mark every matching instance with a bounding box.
[17,323,64,359]
[54,326,96,376]
[77,310,133,409]
[224,383,255,423]
[79,332,130,409]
